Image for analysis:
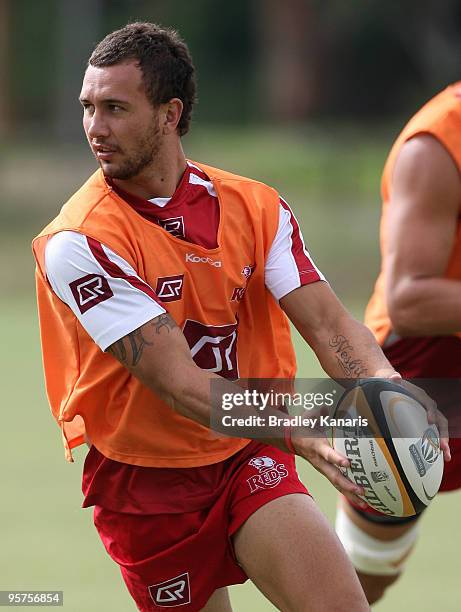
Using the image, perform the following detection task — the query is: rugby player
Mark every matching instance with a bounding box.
[336,83,461,604]
[33,22,418,611]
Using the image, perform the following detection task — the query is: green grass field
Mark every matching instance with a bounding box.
[2,296,460,611]
[2,127,460,610]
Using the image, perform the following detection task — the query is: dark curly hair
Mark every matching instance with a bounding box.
[89,22,197,136]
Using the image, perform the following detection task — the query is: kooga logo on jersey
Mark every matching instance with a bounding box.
[186,253,222,267]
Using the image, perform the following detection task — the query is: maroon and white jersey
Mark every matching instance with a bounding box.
[45,233,166,350]
[266,196,325,299]
[45,162,325,351]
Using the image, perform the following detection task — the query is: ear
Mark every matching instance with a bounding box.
[160,98,184,135]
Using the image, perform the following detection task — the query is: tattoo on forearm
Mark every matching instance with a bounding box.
[328,334,368,378]
[107,313,177,367]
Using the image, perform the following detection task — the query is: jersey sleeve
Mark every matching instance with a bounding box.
[44,231,166,351]
[265,198,326,300]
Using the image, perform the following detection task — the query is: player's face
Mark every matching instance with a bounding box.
[80,61,162,180]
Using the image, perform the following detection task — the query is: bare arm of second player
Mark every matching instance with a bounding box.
[385,134,461,335]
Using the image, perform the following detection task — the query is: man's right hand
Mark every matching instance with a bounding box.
[290,430,368,508]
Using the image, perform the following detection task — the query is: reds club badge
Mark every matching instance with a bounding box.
[242,264,254,279]
[247,456,289,494]
[148,572,191,607]
[231,287,246,302]
[69,274,113,314]
[231,264,255,302]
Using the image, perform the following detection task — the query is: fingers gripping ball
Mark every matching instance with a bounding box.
[332,380,444,518]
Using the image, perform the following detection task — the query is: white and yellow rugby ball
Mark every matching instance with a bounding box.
[333,380,444,517]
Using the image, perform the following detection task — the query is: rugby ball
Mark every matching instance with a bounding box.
[332,380,444,518]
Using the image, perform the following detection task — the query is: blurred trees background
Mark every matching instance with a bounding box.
[1,0,461,138]
[1,0,461,301]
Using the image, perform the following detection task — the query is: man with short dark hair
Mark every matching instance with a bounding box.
[33,22,418,611]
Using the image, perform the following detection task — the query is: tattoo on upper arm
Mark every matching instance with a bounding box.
[108,337,127,363]
[154,313,176,334]
[107,313,177,367]
[329,334,368,378]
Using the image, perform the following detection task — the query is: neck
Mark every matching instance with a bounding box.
[112,141,187,200]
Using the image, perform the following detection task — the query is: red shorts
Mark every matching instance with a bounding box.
[93,441,309,611]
